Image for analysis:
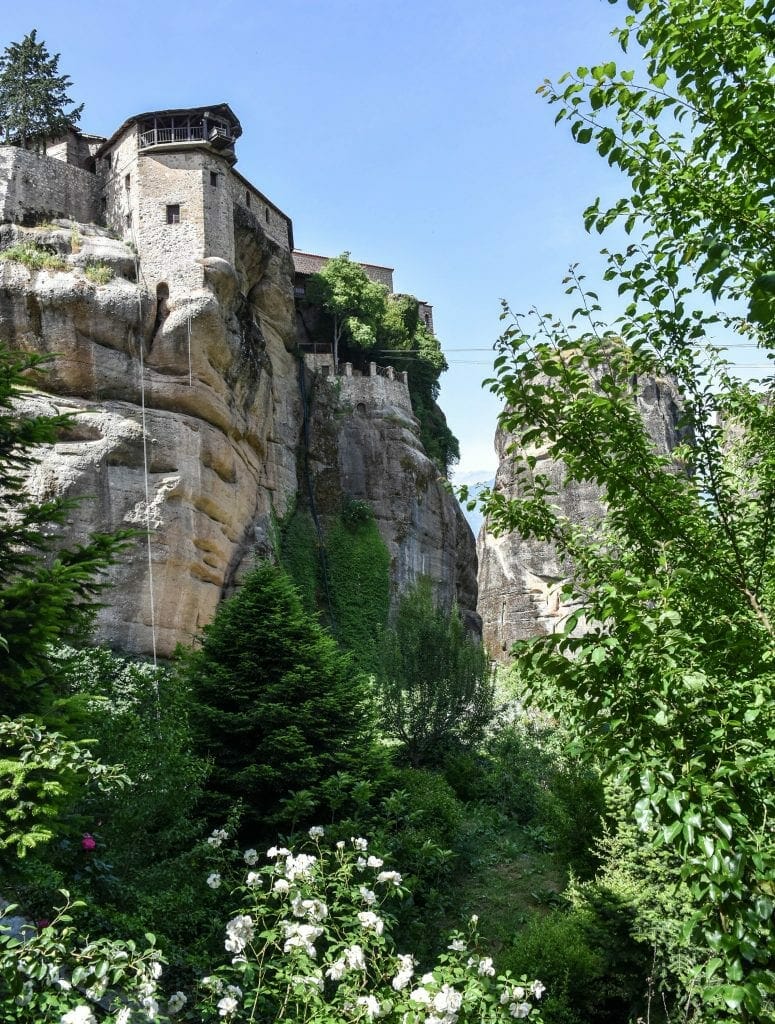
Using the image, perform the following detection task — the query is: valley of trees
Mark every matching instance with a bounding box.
[2,2,775,1022]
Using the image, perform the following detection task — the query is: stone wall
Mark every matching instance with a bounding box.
[338,365,413,418]
[229,172,292,252]
[134,151,209,296]
[102,129,140,239]
[0,146,101,225]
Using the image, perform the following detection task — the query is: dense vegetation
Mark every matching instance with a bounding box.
[471,0,775,1019]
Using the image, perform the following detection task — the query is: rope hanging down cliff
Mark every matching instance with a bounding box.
[134,258,158,667]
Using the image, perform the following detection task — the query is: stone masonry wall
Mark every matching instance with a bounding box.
[135,151,208,297]
[338,369,413,418]
[202,156,236,266]
[228,174,291,252]
[0,146,101,225]
[102,130,141,239]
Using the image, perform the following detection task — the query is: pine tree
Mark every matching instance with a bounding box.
[0,346,131,717]
[184,561,379,833]
[0,30,83,151]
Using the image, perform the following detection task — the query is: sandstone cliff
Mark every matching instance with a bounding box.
[477,378,682,660]
[0,217,478,655]
[303,368,479,630]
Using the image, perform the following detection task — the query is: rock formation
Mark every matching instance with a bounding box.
[477,377,682,660]
[304,367,479,630]
[0,218,478,656]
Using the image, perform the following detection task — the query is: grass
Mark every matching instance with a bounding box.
[0,242,66,271]
[448,814,570,952]
[84,261,115,285]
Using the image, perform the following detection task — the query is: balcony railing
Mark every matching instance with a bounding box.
[138,125,235,150]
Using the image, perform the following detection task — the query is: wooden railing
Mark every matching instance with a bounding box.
[137,125,234,150]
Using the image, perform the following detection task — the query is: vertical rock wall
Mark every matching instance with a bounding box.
[477,377,682,660]
[304,371,480,629]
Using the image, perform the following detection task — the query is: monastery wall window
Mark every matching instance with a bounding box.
[210,171,218,187]
[166,204,180,224]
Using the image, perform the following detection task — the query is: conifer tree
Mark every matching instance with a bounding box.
[0,346,131,717]
[0,30,83,151]
[184,561,379,833]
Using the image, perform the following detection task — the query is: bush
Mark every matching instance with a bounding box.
[378,579,495,767]
[501,906,647,1024]
[83,261,114,284]
[0,241,65,271]
[183,561,381,835]
[54,645,207,876]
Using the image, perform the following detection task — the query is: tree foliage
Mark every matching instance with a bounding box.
[304,252,388,369]
[0,30,83,150]
[0,346,132,718]
[476,1,775,1018]
[378,579,495,768]
[183,561,380,833]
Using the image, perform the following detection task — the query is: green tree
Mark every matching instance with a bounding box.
[377,294,460,475]
[0,30,83,151]
[183,561,380,833]
[0,346,131,718]
[378,579,494,768]
[304,252,388,369]
[476,1,775,1018]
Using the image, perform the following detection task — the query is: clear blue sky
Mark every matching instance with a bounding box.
[7,2,758,481]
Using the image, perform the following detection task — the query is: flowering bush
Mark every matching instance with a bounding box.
[196,829,546,1022]
[1,832,546,1022]
[0,890,167,1022]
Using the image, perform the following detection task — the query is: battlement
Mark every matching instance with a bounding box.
[303,351,414,419]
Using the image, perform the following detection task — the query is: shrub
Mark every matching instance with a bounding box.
[54,645,207,875]
[183,561,380,834]
[378,579,495,767]
[500,907,646,1024]
[188,830,547,1022]
[0,717,127,858]
[0,241,65,271]
[83,261,114,284]
[0,892,165,1024]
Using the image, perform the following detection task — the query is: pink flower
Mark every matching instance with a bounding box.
[81,833,96,851]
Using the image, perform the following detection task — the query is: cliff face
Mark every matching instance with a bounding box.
[304,370,479,630]
[0,218,478,655]
[476,378,682,660]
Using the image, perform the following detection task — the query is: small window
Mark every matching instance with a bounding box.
[105,153,112,169]
[125,173,131,190]
[245,190,251,207]
[265,208,270,224]
[210,171,218,187]
[125,212,132,227]
[166,204,180,224]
